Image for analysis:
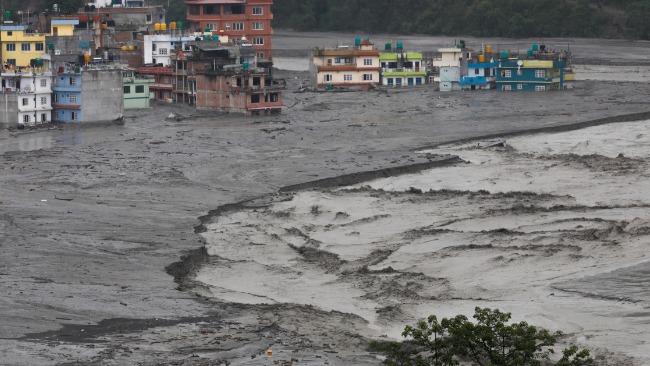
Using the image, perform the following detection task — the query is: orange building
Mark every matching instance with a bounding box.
[185,0,274,59]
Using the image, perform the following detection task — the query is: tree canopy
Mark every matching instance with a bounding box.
[370,307,594,366]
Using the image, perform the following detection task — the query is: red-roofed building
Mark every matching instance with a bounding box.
[185,0,273,60]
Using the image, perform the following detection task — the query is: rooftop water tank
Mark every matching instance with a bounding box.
[355,37,361,46]
[177,21,183,30]
[532,43,539,51]
[485,45,492,53]
[154,23,161,31]
[396,42,403,50]
[160,23,167,31]
[171,22,176,30]
[385,43,391,51]
[501,51,508,59]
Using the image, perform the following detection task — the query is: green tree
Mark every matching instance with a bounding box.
[371,307,594,366]
[625,1,650,39]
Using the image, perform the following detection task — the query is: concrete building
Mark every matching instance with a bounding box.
[143,34,196,66]
[379,44,426,87]
[461,61,498,90]
[311,39,380,89]
[495,59,566,91]
[123,68,151,109]
[52,65,124,123]
[430,43,472,91]
[173,41,283,114]
[0,26,47,68]
[138,65,173,100]
[185,0,274,59]
[0,66,53,128]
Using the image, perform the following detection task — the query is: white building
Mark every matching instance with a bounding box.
[0,69,53,127]
[143,34,199,66]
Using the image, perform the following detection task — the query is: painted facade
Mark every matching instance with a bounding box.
[185,0,274,59]
[0,26,47,68]
[380,52,426,87]
[53,66,124,123]
[143,34,196,66]
[495,60,566,91]
[461,62,498,90]
[312,40,380,88]
[0,69,53,127]
[123,69,152,109]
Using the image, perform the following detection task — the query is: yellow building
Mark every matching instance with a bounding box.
[51,19,78,37]
[1,26,47,68]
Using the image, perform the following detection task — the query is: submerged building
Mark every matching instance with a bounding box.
[379,42,426,87]
[52,65,124,123]
[173,41,283,114]
[311,39,380,89]
[0,65,53,127]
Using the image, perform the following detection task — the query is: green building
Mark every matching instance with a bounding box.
[379,51,426,87]
[123,69,152,109]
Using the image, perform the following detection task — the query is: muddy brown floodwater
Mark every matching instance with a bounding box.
[1,31,650,365]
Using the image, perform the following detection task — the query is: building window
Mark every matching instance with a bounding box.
[36,43,44,51]
[535,70,546,78]
[152,43,157,51]
[225,23,231,31]
[503,70,512,78]
[344,74,352,82]
[363,59,373,66]
[269,93,278,102]
[207,23,217,30]
[23,114,30,123]
[7,59,16,66]
[136,85,145,93]
[21,43,31,51]
[517,84,523,90]
[6,43,15,51]
[387,78,394,85]
[69,77,76,86]
[363,74,373,81]
[416,78,423,85]
[252,37,264,45]
[69,94,77,103]
[258,52,264,59]
[159,48,168,55]
[503,85,512,91]
[535,85,546,91]
[124,86,131,94]
[22,98,29,106]
[146,14,152,23]
[324,74,333,82]
[41,113,47,122]
[252,22,263,30]
[252,7,263,15]
[40,97,47,105]
[53,94,58,103]
[233,23,244,31]
[251,94,260,103]
[40,79,47,87]
[7,31,12,36]
[71,111,78,121]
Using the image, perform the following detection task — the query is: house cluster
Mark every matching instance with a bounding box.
[311,39,575,92]
[1,0,578,129]
[1,0,283,128]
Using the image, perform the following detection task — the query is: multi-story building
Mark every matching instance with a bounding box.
[123,68,152,109]
[495,59,566,91]
[143,34,196,66]
[173,41,283,114]
[185,0,274,59]
[0,25,47,68]
[0,65,53,127]
[138,65,173,100]
[52,65,124,123]
[379,44,426,87]
[461,60,498,90]
[311,39,380,89]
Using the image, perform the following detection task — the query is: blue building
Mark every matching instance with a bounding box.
[52,72,82,122]
[52,66,124,123]
[495,60,566,91]
[461,61,498,90]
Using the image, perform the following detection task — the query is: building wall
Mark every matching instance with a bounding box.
[0,94,19,127]
[123,76,151,109]
[194,72,282,114]
[185,0,274,59]
[81,69,124,122]
[1,27,47,67]
[52,73,83,123]
[382,74,425,86]
[439,66,460,82]
[316,70,380,86]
